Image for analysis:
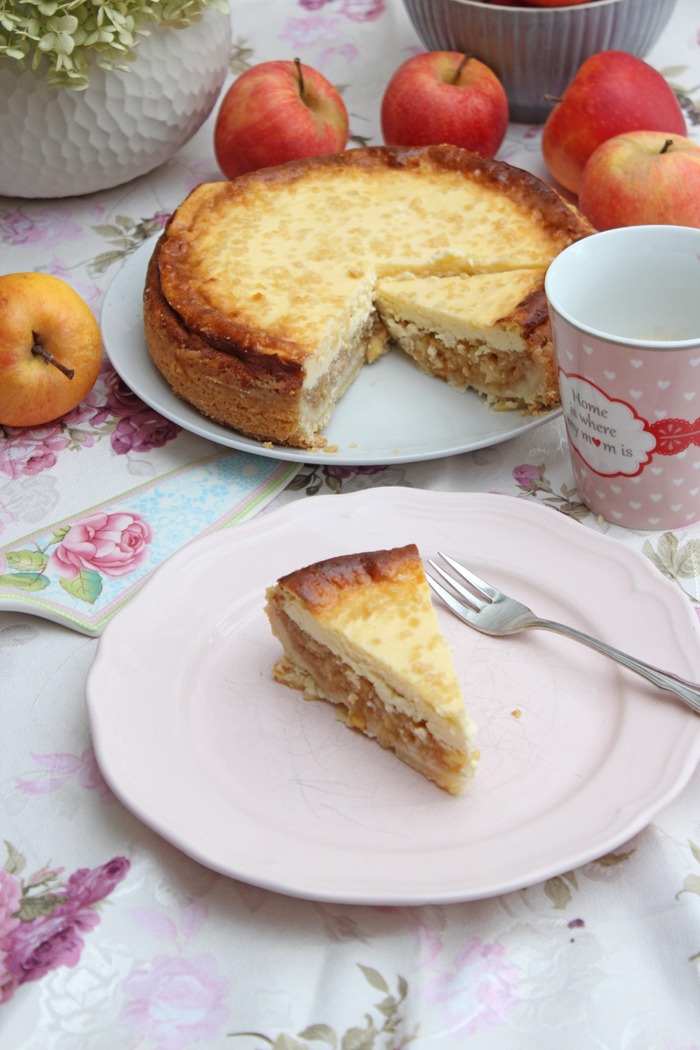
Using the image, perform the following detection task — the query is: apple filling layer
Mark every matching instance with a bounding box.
[267,590,473,795]
[384,324,551,409]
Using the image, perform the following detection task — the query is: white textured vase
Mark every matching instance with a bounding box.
[0,9,231,199]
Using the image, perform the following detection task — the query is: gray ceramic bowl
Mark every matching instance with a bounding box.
[400,0,678,124]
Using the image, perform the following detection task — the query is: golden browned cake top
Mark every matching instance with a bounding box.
[278,544,426,614]
[156,145,592,376]
[274,543,470,726]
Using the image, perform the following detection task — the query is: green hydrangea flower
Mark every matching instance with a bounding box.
[0,0,228,89]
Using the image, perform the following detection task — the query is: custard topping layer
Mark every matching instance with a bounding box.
[157,146,590,377]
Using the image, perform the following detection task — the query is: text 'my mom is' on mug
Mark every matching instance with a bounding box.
[544,225,700,530]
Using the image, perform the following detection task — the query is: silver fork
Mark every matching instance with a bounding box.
[427,551,700,716]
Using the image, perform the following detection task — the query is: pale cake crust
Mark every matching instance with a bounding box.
[265,544,477,795]
[144,145,592,447]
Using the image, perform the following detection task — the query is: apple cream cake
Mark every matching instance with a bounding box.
[265,543,477,795]
[144,144,592,448]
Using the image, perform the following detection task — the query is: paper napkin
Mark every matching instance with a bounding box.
[0,450,298,635]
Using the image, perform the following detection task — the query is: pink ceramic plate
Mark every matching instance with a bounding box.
[86,489,700,904]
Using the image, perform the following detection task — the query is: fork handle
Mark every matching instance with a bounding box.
[533,618,700,716]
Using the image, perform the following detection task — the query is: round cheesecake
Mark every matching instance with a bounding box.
[144,145,592,448]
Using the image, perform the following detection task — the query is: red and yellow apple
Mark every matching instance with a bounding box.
[380,51,508,159]
[578,131,700,231]
[0,272,102,428]
[214,58,349,179]
[542,51,687,194]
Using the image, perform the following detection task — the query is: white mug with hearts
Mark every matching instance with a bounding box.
[545,225,700,529]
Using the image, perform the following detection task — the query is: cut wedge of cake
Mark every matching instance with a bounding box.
[144,144,593,447]
[265,544,477,795]
[375,269,556,409]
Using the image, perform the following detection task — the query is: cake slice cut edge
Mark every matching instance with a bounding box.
[374,269,558,412]
[265,544,478,795]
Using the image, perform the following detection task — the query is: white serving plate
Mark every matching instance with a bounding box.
[101,237,560,467]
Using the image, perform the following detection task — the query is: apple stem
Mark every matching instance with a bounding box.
[660,138,674,154]
[31,334,74,380]
[453,54,472,84]
[294,56,305,102]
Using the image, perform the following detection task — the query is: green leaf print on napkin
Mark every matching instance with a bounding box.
[59,568,103,604]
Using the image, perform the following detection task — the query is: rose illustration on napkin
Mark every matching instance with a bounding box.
[1,510,153,605]
[49,511,153,581]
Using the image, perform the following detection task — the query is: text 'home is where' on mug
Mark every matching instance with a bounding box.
[545,224,700,530]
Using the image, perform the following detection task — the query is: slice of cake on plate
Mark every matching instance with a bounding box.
[265,543,477,795]
[144,144,592,448]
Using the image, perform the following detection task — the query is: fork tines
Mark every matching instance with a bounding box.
[427,553,489,612]
[436,553,499,603]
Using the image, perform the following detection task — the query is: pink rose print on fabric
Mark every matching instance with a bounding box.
[151,211,171,229]
[0,366,180,481]
[102,365,144,417]
[512,463,543,491]
[0,207,82,248]
[101,367,181,453]
[121,953,230,1049]
[110,408,181,454]
[299,0,384,16]
[61,857,130,908]
[0,850,129,1002]
[340,0,385,20]
[15,747,112,800]
[326,464,386,482]
[5,907,101,984]
[512,462,591,521]
[0,869,22,1003]
[418,934,520,1035]
[49,510,153,580]
[0,425,70,479]
[282,14,345,51]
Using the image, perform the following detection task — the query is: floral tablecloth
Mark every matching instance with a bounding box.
[3,0,700,1046]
